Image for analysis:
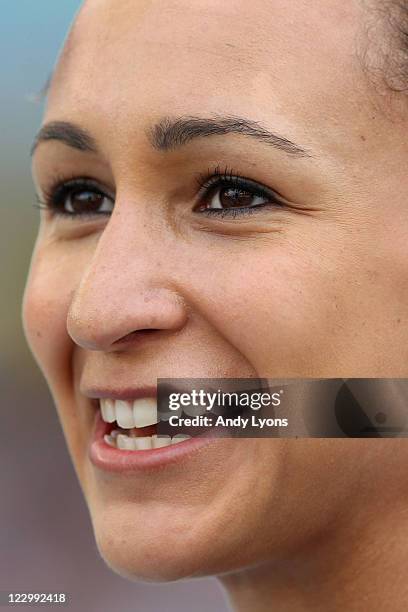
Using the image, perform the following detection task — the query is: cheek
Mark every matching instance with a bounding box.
[22,247,75,391]
[190,247,342,376]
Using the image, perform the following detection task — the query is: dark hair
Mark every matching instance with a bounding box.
[369,0,408,94]
[385,1,408,93]
[358,0,408,116]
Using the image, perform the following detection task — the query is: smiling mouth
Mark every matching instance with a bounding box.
[99,397,191,450]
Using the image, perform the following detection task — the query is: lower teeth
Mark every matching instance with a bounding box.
[104,430,191,450]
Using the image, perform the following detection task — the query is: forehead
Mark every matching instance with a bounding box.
[46,0,367,153]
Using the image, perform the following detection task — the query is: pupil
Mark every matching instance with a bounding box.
[220,187,252,208]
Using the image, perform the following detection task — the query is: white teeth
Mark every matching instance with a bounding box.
[99,396,192,451]
[115,400,135,428]
[133,398,158,427]
[114,433,152,450]
[152,435,172,448]
[127,437,138,450]
[103,432,190,451]
[172,434,192,444]
[134,436,152,450]
[117,434,135,450]
[100,399,116,423]
[99,397,158,428]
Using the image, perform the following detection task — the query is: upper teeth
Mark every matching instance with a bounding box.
[100,398,158,428]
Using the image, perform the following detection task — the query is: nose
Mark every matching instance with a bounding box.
[66,208,188,352]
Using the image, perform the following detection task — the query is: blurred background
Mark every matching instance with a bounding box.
[0,2,228,610]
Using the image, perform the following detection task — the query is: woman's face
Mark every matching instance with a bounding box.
[24,0,408,581]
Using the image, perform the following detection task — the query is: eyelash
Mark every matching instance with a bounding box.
[35,176,111,219]
[34,165,283,219]
[194,164,282,217]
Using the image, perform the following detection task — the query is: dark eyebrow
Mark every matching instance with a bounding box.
[30,121,98,156]
[31,115,311,159]
[148,115,312,158]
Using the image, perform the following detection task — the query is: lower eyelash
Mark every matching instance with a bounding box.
[199,205,267,218]
[33,195,48,211]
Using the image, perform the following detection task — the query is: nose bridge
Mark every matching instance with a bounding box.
[66,204,187,350]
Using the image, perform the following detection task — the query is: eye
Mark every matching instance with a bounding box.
[36,178,114,217]
[63,187,113,215]
[195,166,283,217]
[201,184,269,211]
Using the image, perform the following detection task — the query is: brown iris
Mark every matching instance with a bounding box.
[68,189,105,214]
[219,187,254,208]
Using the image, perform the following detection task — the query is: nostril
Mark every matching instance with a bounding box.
[112,329,158,346]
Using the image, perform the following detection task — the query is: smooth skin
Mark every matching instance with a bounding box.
[24,1,408,610]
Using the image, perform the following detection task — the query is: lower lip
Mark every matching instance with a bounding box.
[88,410,220,472]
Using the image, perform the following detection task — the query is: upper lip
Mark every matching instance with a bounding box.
[81,386,157,401]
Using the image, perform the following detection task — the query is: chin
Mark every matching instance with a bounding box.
[92,513,229,583]
[86,494,233,582]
